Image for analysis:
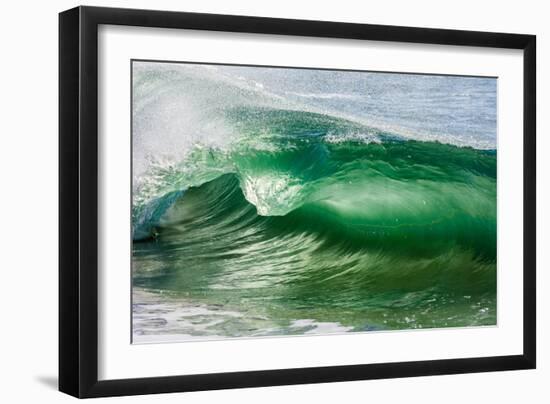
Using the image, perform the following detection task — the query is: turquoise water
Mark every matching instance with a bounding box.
[131,62,497,342]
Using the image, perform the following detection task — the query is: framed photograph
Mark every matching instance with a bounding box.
[59,6,536,398]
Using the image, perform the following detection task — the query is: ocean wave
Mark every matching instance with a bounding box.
[133,168,496,332]
[133,137,496,261]
[132,62,497,336]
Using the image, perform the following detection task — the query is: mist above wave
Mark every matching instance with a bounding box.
[132,61,496,180]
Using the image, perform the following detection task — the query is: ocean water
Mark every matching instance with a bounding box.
[131,61,497,343]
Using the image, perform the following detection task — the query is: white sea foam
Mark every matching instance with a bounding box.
[133,290,355,343]
[324,130,382,145]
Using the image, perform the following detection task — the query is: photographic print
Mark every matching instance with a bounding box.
[131,60,497,343]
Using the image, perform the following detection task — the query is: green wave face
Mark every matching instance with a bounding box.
[132,106,497,339]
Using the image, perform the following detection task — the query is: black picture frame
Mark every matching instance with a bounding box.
[59,5,536,398]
